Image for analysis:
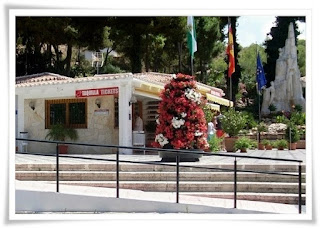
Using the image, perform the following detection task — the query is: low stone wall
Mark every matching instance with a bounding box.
[244,133,285,141]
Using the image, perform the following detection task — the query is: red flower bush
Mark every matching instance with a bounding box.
[152,73,209,150]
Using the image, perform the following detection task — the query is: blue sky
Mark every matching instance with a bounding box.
[236,16,306,47]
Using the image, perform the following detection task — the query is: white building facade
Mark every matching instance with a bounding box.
[15,72,232,154]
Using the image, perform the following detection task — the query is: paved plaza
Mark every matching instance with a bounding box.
[15,149,306,165]
[15,149,307,214]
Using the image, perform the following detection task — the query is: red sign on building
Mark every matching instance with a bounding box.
[210,87,224,97]
[75,87,119,98]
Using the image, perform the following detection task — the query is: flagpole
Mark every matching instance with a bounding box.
[256,43,261,123]
[228,17,232,108]
[191,55,193,76]
[256,43,261,143]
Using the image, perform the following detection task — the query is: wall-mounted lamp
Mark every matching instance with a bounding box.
[129,95,137,106]
[95,98,101,108]
[29,101,35,110]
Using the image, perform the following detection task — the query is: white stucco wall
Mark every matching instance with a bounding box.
[16,77,132,154]
[22,96,119,154]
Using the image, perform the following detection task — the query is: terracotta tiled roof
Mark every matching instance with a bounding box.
[15,72,70,84]
[133,72,174,85]
[15,72,223,95]
[15,72,132,87]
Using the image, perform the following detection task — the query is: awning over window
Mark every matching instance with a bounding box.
[206,93,233,107]
[134,81,163,97]
[206,103,220,111]
[134,79,232,107]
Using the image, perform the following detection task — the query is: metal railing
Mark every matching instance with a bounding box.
[15,138,304,213]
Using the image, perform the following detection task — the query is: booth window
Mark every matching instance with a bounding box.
[45,99,87,129]
[114,96,119,128]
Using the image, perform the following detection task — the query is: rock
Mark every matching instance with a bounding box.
[268,123,287,134]
[261,22,306,115]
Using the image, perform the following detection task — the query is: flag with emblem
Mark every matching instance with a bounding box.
[187,16,197,59]
[256,53,267,92]
[226,24,235,77]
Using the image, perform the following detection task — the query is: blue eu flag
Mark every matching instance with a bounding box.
[256,53,267,92]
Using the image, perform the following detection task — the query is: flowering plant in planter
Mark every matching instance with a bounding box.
[152,73,209,153]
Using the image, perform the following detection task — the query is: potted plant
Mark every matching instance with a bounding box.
[257,122,268,150]
[234,137,254,153]
[271,140,278,148]
[285,123,300,150]
[152,73,209,162]
[275,139,288,150]
[262,139,273,150]
[296,127,306,149]
[45,124,79,154]
[220,109,247,152]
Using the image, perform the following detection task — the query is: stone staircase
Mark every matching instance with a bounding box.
[15,163,306,205]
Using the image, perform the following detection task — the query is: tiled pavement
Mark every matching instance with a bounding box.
[15,149,307,214]
[15,149,306,165]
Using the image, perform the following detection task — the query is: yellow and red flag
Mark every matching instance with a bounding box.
[226,25,235,77]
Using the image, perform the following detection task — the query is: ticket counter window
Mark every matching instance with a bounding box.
[45,99,87,129]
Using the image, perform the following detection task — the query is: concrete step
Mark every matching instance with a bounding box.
[38,181,306,194]
[15,163,306,173]
[15,171,305,183]
[180,192,306,205]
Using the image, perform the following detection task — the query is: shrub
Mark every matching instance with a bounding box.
[220,109,247,137]
[257,122,268,133]
[268,103,277,112]
[234,137,255,150]
[203,105,215,123]
[262,139,272,146]
[275,139,288,148]
[285,123,301,143]
[243,111,258,129]
[298,127,306,140]
[276,115,289,124]
[208,136,223,152]
[294,104,303,112]
[290,111,306,126]
[271,140,278,148]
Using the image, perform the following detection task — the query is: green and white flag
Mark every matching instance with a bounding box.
[187,16,197,59]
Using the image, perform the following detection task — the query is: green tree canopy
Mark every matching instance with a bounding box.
[297,39,306,76]
[194,16,223,83]
[16,17,108,77]
[238,44,267,95]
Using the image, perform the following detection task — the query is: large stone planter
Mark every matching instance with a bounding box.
[159,149,203,162]
[296,140,306,149]
[225,137,238,152]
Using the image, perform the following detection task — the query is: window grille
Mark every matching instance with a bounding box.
[45,99,87,129]
[114,96,119,128]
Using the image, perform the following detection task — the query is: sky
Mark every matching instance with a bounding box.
[236,16,306,47]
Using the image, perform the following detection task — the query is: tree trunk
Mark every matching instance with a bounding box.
[131,26,142,73]
[145,34,150,72]
[65,43,72,77]
[178,42,182,73]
